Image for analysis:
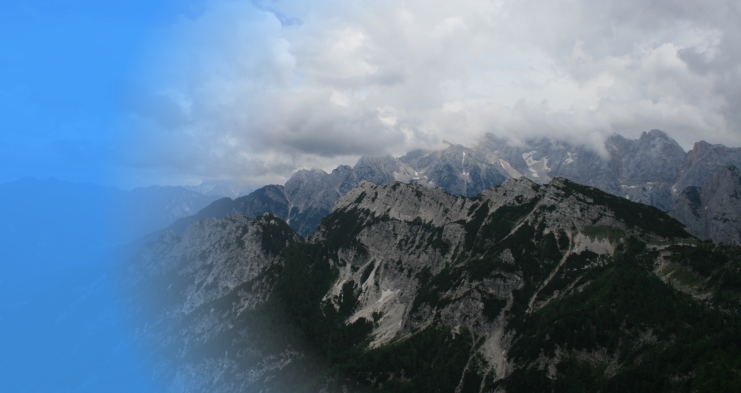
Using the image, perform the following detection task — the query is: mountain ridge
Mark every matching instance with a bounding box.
[165,130,741,244]
[119,174,741,392]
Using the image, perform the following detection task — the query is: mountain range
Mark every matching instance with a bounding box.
[120,176,741,392]
[5,129,741,392]
[166,130,741,244]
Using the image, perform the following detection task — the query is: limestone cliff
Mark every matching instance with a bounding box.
[670,165,741,245]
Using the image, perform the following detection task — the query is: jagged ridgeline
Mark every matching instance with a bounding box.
[119,178,741,393]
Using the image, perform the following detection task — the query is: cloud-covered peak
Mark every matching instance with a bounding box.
[116,0,741,186]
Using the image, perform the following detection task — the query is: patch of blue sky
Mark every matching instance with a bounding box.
[0,2,203,392]
[0,0,207,185]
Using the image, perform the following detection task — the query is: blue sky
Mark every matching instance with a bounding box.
[0,0,205,186]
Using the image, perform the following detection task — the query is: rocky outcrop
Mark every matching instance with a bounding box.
[670,165,741,245]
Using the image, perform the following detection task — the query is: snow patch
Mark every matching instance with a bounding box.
[498,159,522,179]
[522,151,551,181]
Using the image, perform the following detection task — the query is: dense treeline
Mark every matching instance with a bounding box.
[500,239,741,392]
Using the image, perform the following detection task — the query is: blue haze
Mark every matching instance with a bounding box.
[0,1,208,391]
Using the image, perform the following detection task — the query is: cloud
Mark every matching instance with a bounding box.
[116,0,741,185]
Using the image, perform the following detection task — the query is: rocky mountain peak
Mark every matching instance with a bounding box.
[494,174,541,194]
[353,155,411,185]
[687,140,713,163]
[331,164,354,176]
[286,167,330,183]
[674,141,741,197]
[641,128,672,141]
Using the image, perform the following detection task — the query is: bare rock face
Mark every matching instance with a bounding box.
[280,149,507,234]
[477,130,741,212]
[605,129,687,185]
[670,165,741,245]
[399,144,507,197]
[283,166,357,236]
[676,140,741,191]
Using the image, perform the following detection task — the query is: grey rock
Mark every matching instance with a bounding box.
[282,164,369,235]
[605,129,686,185]
[477,130,741,212]
[675,140,741,192]
[670,165,741,245]
[400,144,507,197]
[316,177,690,369]
[353,156,411,185]
[170,148,506,237]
